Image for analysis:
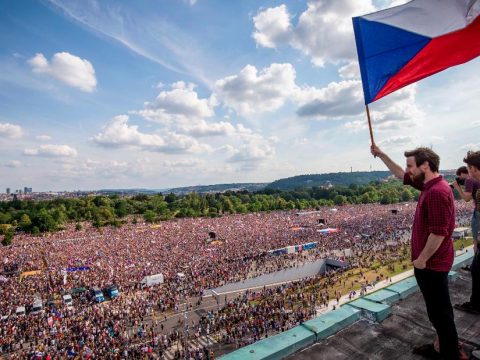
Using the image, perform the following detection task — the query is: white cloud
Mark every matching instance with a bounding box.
[252,5,292,48]
[92,115,211,154]
[4,160,21,168]
[378,135,417,149]
[28,52,97,92]
[344,85,422,132]
[338,61,360,80]
[135,81,215,125]
[24,144,78,157]
[369,86,422,130]
[60,158,148,179]
[293,137,309,146]
[470,120,480,129]
[0,122,23,139]
[36,134,52,141]
[215,63,298,116]
[461,143,480,151]
[179,119,254,138]
[163,159,203,168]
[296,80,363,118]
[227,137,277,166]
[252,1,376,66]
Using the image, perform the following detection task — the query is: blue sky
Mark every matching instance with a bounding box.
[1,0,479,191]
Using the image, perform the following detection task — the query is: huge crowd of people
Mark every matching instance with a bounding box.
[0,201,473,359]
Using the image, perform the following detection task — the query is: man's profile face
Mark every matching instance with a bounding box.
[468,165,480,181]
[406,156,425,183]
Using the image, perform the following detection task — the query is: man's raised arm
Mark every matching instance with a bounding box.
[371,144,405,179]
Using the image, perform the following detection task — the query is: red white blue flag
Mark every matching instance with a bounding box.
[353,0,480,104]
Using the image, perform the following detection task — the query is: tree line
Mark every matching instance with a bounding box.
[0,179,420,246]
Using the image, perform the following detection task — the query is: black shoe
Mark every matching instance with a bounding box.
[412,343,441,359]
[454,301,480,315]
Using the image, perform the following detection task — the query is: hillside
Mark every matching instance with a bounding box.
[167,183,268,194]
[267,171,392,190]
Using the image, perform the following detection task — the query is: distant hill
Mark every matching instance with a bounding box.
[168,183,268,195]
[97,172,392,195]
[98,188,166,195]
[267,171,392,190]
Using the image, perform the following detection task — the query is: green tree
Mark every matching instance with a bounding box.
[75,223,82,231]
[114,199,130,218]
[2,230,14,246]
[33,209,57,233]
[143,210,156,223]
[334,195,348,205]
[19,214,32,231]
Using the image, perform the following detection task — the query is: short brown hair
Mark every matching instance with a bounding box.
[463,150,480,170]
[404,147,440,172]
[456,166,468,176]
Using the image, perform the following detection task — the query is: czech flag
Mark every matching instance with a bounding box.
[353,0,480,104]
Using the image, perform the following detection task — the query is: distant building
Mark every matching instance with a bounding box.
[6,187,10,195]
[24,187,32,194]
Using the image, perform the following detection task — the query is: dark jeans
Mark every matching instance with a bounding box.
[414,268,459,360]
[471,249,480,306]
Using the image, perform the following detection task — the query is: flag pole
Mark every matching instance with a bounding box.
[365,104,375,146]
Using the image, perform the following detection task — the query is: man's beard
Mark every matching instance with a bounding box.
[412,171,425,183]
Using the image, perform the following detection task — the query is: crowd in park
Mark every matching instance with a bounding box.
[0,200,473,359]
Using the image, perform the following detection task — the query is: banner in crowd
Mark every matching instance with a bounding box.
[66,266,90,272]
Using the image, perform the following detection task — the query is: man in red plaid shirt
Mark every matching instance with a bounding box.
[371,145,465,360]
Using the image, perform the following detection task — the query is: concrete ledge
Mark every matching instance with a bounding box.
[452,249,474,271]
[342,298,391,322]
[303,306,361,340]
[219,326,315,360]
[363,288,401,305]
[448,270,459,281]
[385,276,418,299]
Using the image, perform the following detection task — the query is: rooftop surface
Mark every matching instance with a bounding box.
[287,267,480,359]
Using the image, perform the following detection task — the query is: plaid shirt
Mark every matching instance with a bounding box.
[404,174,455,271]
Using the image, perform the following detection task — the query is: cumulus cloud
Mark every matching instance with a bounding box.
[296,80,363,118]
[215,63,297,116]
[338,61,360,80]
[178,119,254,138]
[461,143,480,151]
[470,120,480,129]
[4,160,21,168]
[378,135,418,148]
[92,115,211,154]
[162,159,203,168]
[227,137,277,167]
[135,81,215,125]
[344,85,422,132]
[28,52,97,92]
[36,134,52,141]
[60,159,148,179]
[23,144,78,157]
[0,122,23,139]
[252,5,292,48]
[252,1,376,66]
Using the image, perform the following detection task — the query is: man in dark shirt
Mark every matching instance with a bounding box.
[455,151,480,316]
[452,166,480,256]
[371,145,461,360]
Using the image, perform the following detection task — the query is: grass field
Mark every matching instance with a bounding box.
[323,237,473,299]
